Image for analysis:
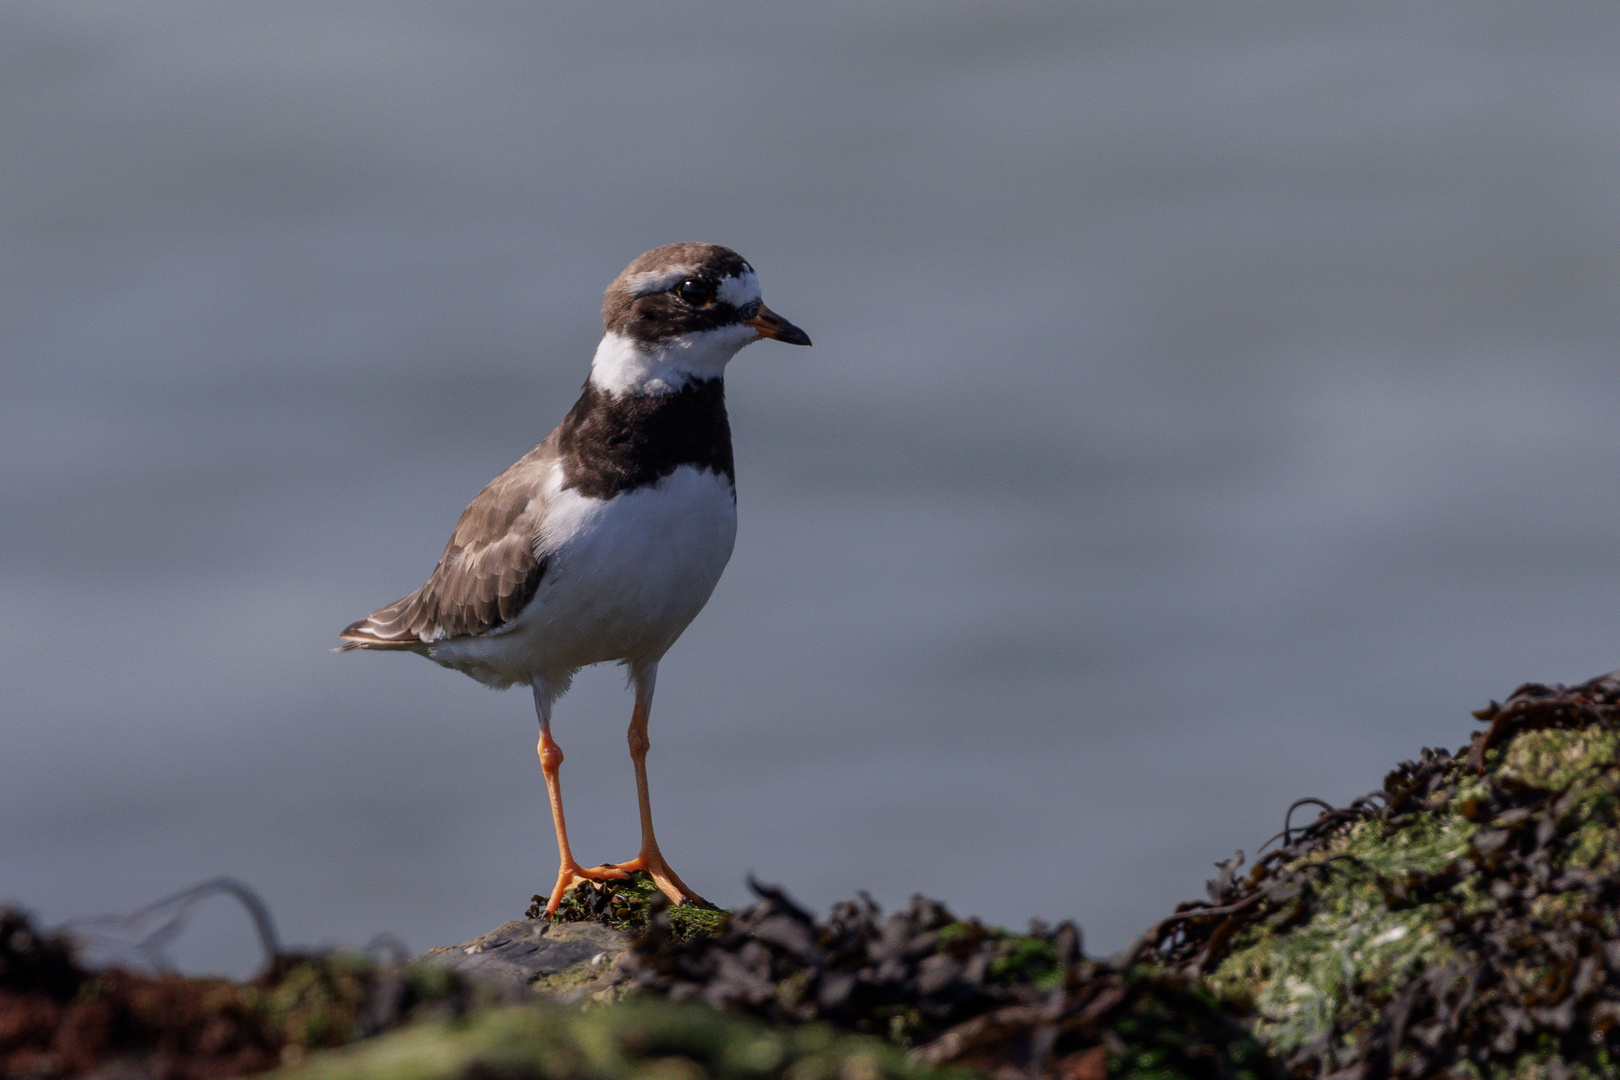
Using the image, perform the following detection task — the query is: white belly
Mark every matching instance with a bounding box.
[428,464,737,687]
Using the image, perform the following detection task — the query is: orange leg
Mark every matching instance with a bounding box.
[606,669,707,907]
[535,703,627,917]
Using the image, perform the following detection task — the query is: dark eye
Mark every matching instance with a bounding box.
[675,278,715,306]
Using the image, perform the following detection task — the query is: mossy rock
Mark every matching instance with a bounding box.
[534,871,728,943]
[270,999,960,1080]
[1142,673,1620,1078]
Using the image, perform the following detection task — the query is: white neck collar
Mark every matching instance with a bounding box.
[587,326,757,397]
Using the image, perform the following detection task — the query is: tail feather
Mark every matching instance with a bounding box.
[337,613,426,652]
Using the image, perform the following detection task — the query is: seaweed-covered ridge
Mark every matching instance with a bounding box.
[15,672,1620,1080]
[1139,672,1620,1079]
[621,880,1277,1079]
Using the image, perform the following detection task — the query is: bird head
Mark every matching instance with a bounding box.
[591,243,810,396]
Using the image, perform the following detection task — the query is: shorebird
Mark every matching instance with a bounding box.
[339,243,810,914]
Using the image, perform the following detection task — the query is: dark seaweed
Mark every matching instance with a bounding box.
[622,880,1279,1079]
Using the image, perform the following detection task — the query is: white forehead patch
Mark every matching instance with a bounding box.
[622,265,698,298]
[717,270,761,308]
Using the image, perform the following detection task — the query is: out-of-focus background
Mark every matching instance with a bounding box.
[5,1,1620,975]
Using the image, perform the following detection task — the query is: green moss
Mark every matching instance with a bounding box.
[1487,1051,1612,1080]
[1203,803,1489,1056]
[529,957,619,999]
[271,1000,963,1080]
[1214,909,1447,1054]
[1498,726,1620,793]
[933,920,1065,991]
[987,936,1063,990]
[233,953,477,1052]
[1189,701,1620,1076]
[666,908,728,945]
[243,953,377,1049]
[534,872,728,943]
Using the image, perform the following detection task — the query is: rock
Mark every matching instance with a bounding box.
[1141,671,1620,1079]
[420,918,630,1001]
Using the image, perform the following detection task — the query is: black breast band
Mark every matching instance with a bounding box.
[556,378,735,499]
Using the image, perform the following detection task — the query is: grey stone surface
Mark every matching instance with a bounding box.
[421,919,631,999]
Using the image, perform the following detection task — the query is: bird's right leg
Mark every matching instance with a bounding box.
[533,680,626,917]
[603,665,708,908]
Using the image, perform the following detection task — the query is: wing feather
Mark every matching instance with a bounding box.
[339,446,553,650]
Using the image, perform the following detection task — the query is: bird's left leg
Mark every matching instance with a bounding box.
[532,679,627,917]
[606,665,708,907]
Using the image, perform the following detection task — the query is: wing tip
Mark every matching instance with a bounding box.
[337,618,424,653]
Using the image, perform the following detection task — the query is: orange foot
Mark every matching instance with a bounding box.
[543,860,629,917]
[607,848,709,908]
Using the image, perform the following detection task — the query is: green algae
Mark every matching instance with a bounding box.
[985,935,1064,991]
[933,920,1065,992]
[529,958,621,999]
[1498,726,1620,794]
[1158,675,1620,1078]
[1205,809,1484,1056]
[532,871,729,943]
[270,999,960,1080]
[244,952,481,1051]
[245,953,374,1049]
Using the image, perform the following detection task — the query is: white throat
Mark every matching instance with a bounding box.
[588,326,758,397]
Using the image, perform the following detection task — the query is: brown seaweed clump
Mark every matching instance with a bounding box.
[623,881,1279,1079]
[1137,673,1620,1079]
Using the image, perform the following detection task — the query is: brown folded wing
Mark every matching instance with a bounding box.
[339,448,552,649]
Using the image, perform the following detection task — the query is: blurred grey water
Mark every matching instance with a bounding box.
[5,2,1620,975]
